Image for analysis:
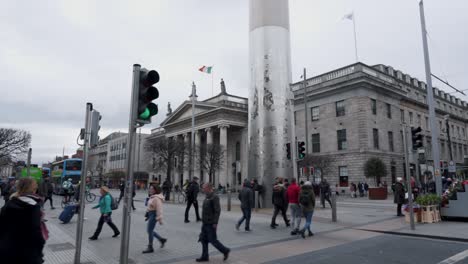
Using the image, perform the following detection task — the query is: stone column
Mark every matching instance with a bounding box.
[183,133,190,182]
[219,125,229,187]
[205,127,213,183]
[194,130,201,181]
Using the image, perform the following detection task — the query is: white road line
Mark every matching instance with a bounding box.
[438,249,468,264]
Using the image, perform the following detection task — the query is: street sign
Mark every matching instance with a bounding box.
[448,160,456,173]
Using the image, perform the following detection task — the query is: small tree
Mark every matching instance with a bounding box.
[0,128,31,161]
[299,155,334,182]
[364,157,387,186]
[145,136,185,180]
[198,143,224,184]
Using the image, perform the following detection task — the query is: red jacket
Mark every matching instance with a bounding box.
[286,183,300,204]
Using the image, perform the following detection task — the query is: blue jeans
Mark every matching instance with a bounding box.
[147,211,164,245]
[237,207,251,230]
[289,204,302,230]
[302,211,314,232]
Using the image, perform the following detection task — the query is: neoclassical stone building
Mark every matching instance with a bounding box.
[151,63,468,190]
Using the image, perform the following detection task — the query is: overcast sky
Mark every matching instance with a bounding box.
[1,0,467,165]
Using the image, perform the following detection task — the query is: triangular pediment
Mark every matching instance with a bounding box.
[161,101,217,126]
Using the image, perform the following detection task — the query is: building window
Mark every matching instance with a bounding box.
[400,109,405,123]
[417,114,421,126]
[373,128,379,149]
[371,99,377,115]
[339,166,349,187]
[388,131,394,152]
[236,142,241,160]
[336,100,345,117]
[451,125,455,137]
[409,112,413,124]
[425,116,429,130]
[311,106,319,121]
[337,129,347,150]
[457,127,461,138]
[459,144,463,160]
[463,128,466,139]
[312,133,320,153]
[423,96,427,104]
[439,121,443,133]
[386,103,392,118]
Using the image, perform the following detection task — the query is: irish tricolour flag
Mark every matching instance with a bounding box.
[199,65,213,74]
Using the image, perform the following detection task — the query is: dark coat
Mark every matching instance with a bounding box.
[238,185,254,209]
[162,180,172,191]
[272,184,286,207]
[394,182,405,204]
[39,179,53,197]
[299,185,316,213]
[0,195,45,264]
[202,192,221,225]
[186,181,200,201]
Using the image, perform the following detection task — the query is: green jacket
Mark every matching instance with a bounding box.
[299,185,316,213]
[93,193,112,214]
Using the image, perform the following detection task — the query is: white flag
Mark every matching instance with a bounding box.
[343,12,354,21]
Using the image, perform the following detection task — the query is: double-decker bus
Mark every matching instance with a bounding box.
[51,159,82,192]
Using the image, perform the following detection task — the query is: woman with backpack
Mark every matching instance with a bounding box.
[142,184,167,253]
[298,181,315,239]
[89,186,120,240]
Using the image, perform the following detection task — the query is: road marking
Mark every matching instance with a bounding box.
[438,249,468,264]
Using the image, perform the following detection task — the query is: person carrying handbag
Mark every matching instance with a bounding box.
[142,184,167,253]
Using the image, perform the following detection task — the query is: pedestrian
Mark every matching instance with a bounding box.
[270,178,290,229]
[62,178,74,203]
[286,178,301,235]
[319,179,332,208]
[195,183,230,262]
[358,182,364,197]
[132,182,137,210]
[185,177,201,223]
[89,186,120,240]
[118,179,125,204]
[0,177,46,264]
[350,182,357,198]
[236,179,254,232]
[298,181,315,238]
[39,175,55,209]
[251,178,263,208]
[364,182,369,196]
[162,178,172,201]
[142,185,167,253]
[394,177,405,217]
[427,176,436,194]
[2,179,16,204]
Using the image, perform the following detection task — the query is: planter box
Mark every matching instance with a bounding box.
[405,211,422,223]
[368,187,387,200]
[421,205,441,223]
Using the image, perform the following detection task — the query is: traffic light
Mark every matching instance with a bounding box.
[90,110,101,147]
[411,126,423,150]
[137,68,159,125]
[286,143,291,160]
[297,141,306,159]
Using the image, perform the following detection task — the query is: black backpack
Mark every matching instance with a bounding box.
[299,192,310,207]
[110,194,119,210]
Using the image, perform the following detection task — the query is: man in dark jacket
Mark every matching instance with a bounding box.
[394,177,405,216]
[162,178,172,201]
[185,177,201,223]
[39,175,55,209]
[236,179,254,232]
[196,183,230,262]
[270,178,290,229]
[319,179,333,208]
[117,179,125,204]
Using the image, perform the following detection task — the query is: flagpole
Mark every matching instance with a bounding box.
[352,12,359,62]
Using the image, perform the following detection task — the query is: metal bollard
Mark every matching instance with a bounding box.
[227,190,232,211]
[255,191,259,212]
[331,192,337,222]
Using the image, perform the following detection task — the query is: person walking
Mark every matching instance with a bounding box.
[0,177,46,264]
[132,182,137,210]
[319,179,332,208]
[89,186,120,240]
[118,179,125,204]
[394,177,405,217]
[270,178,290,229]
[142,185,167,253]
[196,183,230,262]
[236,179,254,232]
[38,175,55,209]
[286,178,301,235]
[62,178,74,203]
[185,177,201,223]
[2,179,16,205]
[364,182,369,196]
[298,181,316,238]
[358,182,364,197]
[162,178,172,201]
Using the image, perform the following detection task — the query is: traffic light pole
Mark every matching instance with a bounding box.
[74,102,92,264]
[120,64,140,264]
[403,123,416,230]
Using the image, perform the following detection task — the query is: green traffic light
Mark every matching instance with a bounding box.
[139,108,150,119]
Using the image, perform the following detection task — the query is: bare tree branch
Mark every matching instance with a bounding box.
[145,136,185,179]
[0,128,31,161]
[197,143,224,184]
[299,154,335,180]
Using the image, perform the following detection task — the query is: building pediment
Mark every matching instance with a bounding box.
[161,101,217,127]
